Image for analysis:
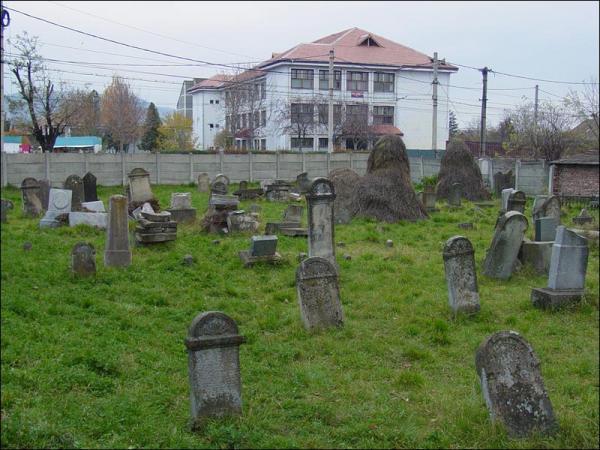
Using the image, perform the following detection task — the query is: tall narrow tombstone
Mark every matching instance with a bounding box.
[296,256,344,330]
[83,172,98,202]
[197,173,210,192]
[64,174,85,211]
[71,242,96,277]
[38,178,51,211]
[448,182,463,207]
[482,211,528,279]
[532,195,561,223]
[104,195,131,267]
[1,199,14,223]
[39,189,72,228]
[127,168,154,203]
[475,331,557,437]
[443,236,480,315]
[185,311,246,430]
[306,178,336,266]
[500,188,515,212]
[20,177,43,217]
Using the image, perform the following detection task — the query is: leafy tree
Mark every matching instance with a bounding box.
[214,129,234,150]
[60,89,101,136]
[448,110,459,137]
[157,112,198,152]
[139,103,162,151]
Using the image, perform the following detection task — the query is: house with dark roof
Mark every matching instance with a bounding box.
[188,28,457,152]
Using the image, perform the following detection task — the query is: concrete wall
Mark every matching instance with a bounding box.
[2,152,549,196]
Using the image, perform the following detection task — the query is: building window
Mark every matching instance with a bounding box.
[291,68,314,89]
[317,104,342,125]
[291,137,314,150]
[261,110,266,127]
[215,124,220,129]
[248,112,253,129]
[373,106,394,125]
[215,100,219,104]
[319,70,341,90]
[374,73,394,93]
[319,138,328,148]
[347,71,369,92]
[210,100,214,104]
[291,103,314,125]
[346,104,368,122]
[261,139,266,150]
[225,115,231,131]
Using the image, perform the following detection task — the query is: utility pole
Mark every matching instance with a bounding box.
[1,8,9,156]
[327,49,334,154]
[534,84,539,125]
[479,66,489,158]
[431,52,439,157]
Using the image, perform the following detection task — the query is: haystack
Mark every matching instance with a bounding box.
[352,135,428,222]
[328,168,360,224]
[436,139,491,201]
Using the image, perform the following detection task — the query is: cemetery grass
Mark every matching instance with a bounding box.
[1,184,598,449]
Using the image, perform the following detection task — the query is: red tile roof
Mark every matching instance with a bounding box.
[369,124,404,136]
[188,74,232,92]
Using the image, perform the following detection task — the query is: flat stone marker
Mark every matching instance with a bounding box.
[239,235,281,266]
[475,330,557,437]
[534,216,559,242]
[83,172,98,202]
[448,182,463,207]
[306,178,336,267]
[20,177,43,217]
[296,256,344,331]
[71,242,96,277]
[38,178,51,211]
[104,195,131,267]
[482,211,529,279]
[443,236,480,315]
[532,195,560,224]
[185,311,246,430]
[197,173,210,192]
[127,168,154,203]
[1,199,14,223]
[40,189,72,228]
[81,201,106,212]
[64,174,85,211]
[69,212,108,229]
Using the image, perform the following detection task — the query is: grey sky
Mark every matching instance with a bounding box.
[3,1,599,127]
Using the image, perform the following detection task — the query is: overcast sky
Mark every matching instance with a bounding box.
[2,1,599,127]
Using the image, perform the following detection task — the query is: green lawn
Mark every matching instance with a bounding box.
[1,184,598,449]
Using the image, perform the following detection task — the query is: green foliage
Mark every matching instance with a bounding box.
[157,112,197,152]
[139,103,162,151]
[448,111,459,138]
[1,186,598,449]
[413,174,438,192]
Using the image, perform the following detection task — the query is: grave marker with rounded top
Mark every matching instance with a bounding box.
[83,172,98,202]
[20,177,43,217]
[104,195,131,267]
[127,168,154,203]
[185,311,246,430]
[64,174,85,211]
[40,189,72,228]
[197,173,210,192]
[71,242,96,277]
[443,236,480,315]
[213,173,230,188]
[296,171,311,194]
[211,180,228,195]
[296,256,344,330]
[482,211,528,279]
[475,330,557,438]
[507,190,526,214]
[306,178,336,266]
[532,195,560,224]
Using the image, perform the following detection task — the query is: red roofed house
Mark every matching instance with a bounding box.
[188,28,457,152]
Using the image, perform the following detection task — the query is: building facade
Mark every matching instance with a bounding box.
[189,28,457,152]
[177,79,205,120]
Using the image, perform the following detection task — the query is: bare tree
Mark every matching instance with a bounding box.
[564,78,599,141]
[60,89,101,136]
[342,103,371,150]
[100,76,144,152]
[274,96,320,151]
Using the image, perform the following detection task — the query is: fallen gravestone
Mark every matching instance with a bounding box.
[83,172,98,202]
[64,174,85,211]
[20,177,43,217]
[81,201,105,212]
[475,330,557,437]
[167,192,197,223]
[482,211,528,279]
[306,178,336,266]
[1,199,14,223]
[104,195,131,267]
[239,235,281,267]
[185,311,246,430]
[197,173,210,192]
[40,189,72,228]
[443,236,480,315]
[136,206,177,244]
[202,194,240,233]
[296,256,344,331]
[71,242,96,277]
[38,178,51,211]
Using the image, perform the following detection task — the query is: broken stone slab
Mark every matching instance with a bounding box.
[572,208,594,226]
[69,212,108,229]
[135,232,177,244]
[141,210,172,222]
[81,201,106,212]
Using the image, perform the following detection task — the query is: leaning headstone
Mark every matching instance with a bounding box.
[573,208,594,226]
[71,242,96,277]
[20,177,43,217]
[104,195,131,267]
[296,256,344,331]
[532,195,560,224]
[197,173,210,193]
[239,235,281,266]
[531,226,589,309]
[448,182,463,207]
[38,178,51,211]
[482,211,529,279]
[306,178,336,266]
[185,311,246,430]
[83,172,98,202]
[1,199,14,223]
[167,192,197,223]
[64,174,85,211]
[127,168,154,203]
[534,216,559,242]
[40,189,72,228]
[475,331,557,437]
[443,236,480,315]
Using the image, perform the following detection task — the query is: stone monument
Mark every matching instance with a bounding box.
[482,211,528,279]
[306,178,336,266]
[71,242,96,277]
[166,192,197,223]
[83,172,98,202]
[239,235,281,267]
[104,195,132,267]
[20,177,43,217]
[443,236,480,315]
[39,189,72,228]
[64,174,85,211]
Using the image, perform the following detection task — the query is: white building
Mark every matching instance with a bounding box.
[189,28,457,152]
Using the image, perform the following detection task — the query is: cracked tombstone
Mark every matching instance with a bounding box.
[197,173,210,193]
[64,174,85,211]
[296,256,344,331]
[306,178,336,267]
[482,211,528,279]
[475,330,557,438]
[83,172,98,202]
[71,242,96,277]
[185,311,246,430]
[104,195,131,267]
[443,236,480,315]
[20,177,43,217]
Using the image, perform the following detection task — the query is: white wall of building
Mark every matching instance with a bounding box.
[192,89,225,150]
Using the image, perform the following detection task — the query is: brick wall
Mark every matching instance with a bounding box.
[553,165,599,197]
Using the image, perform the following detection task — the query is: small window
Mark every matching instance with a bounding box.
[210,100,214,104]
[319,70,341,90]
[291,137,314,150]
[261,81,266,99]
[261,139,266,150]
[317,104,342,125]
[215,124,220,128]
[291,103,315,125]
[374,73,394,93]
[291,68,314,89]
[209,123,214,129]
[373,106,394,125]
[261,110,266,127]
[319,138,328,148]
[347,71,369,92]
[215,100,219,104]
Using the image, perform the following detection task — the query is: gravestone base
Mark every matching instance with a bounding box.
[239,250,282,267]
[39,212,64,228]
[104,250,132,267]
[167,208,197,224]
[280,227,308,237]
[531,287,583,310]
[519,240,553,275]
[135,231,177,244]
[234,189,264,201]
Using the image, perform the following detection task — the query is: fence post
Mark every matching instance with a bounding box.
[121,152,126,186]
[249,152,253,182]
[2,152,8,187]
[302,151,306,173]
[349,151,353,170]
[156,152,161,184]
[326,152,331,175]
[45,152,50,181]
[548,164,554,196]
[219,150,224,174]
[515,159,520,190]
[189,152,194,183]
[276,151,280,179]
[420,156,425,179]
[489,158,495,192]
[84,152,89,175]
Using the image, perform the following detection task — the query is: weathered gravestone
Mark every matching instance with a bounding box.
[71,242,96,277]
[20,177,43,217]
[136,208,177,244]
[213,174,230,189]
[532,195,560,224]
[197,173,210,192]
[502,189,526,214]
[329,168,360,224]
[475,331,557,437]
[482,211,529,279]
[493,170,515,197]
[167,192,197,223]
[81,201,105,212]
[448,182,463,207]
[283,204,303,225]
[501,188,515,212]
[1,199,14,223]
[185,311,246,430]
[420,189,438,213]
[226,210,259,233]
[296,256,344,331]
[38,178,51,211]
[211,180,228,195]
[39,189,72,228]
[127,168,154,203]
[265,180,292,202]
[265,205,307,236]
[306,178,336,266]
[64,174,85,211]
[83,172,98,202]
[296,172,311,194]
[531,226,589,309]
[104,195,131,267]
[534,216,559,242]
[239,235,281,266]
[443,236,480,315]
[519,239,553,275]
[239,181,248,191]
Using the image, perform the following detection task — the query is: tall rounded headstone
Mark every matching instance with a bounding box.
[83,172,98,202]
[482,211,528,279]
[64,174,85,211]
[443,236,480,315]
[20,177,42,217]
[306,178,336,267]
[71,242,96,277]
[104,195,131,267]
[197,173,210,192]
